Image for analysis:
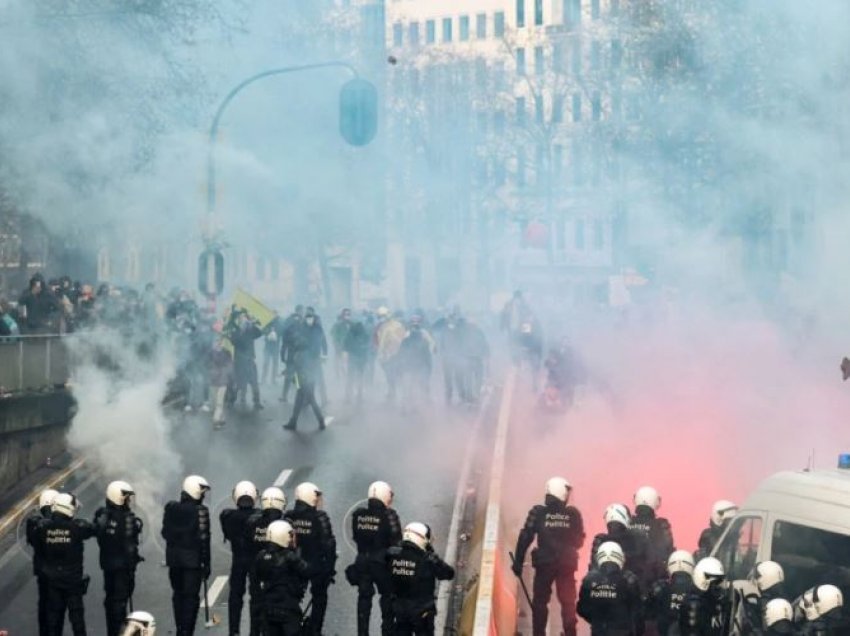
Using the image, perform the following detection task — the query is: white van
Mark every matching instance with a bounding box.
[712,467,850,607]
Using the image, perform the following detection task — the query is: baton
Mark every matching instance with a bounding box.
[509,551,533,608]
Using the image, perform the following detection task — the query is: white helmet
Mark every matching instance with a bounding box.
[667,550,696,576]
[120,610,156,636]
[634,486,661,510]
[545,477,572,503]
[260,487,286,511]
[294,482,322,507]
[368,481,394,507]
[39,488,59,510]
[763,598,793,628]
[603,503,630,528]
[596,541,626,569]
[799,584,843,621]
[710,500,738,527]
[232,481,259,505]
[267,520,296,549]
[693,557,725,591]
[182,475,210,501]
[377,306,389,318]
[106,481,135,507]
[51,493,78,518]
[403,522,431,550]
[751,561,784,593]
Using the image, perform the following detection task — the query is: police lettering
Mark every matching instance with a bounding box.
[669,592,685,611]
[544,512,572,529]
[589,582,618,600]
[356,515,381,532]
[46,528,72,544]
[253,527,268,544]
[291,519,312,534]
[391,558,417,577]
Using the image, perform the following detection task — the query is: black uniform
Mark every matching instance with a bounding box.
[350,498,403,636]
[588,523,644,574]
[284,500,337,635]
[245,508,284,636]
[161,494,211,636]
[630,507,675,590]
[221,502,260,635]
[678,585,731,636]
[577,563,645,636]
[513,495,585,636]
[386,539,455,635]
[694,523,724,562]
[647,572,696,635]
[32,511,96,636]
[255,543,310,636]
[93,501,143,636]
[26,504,55,636]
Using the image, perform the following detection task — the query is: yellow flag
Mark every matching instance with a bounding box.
[230,288,276,328]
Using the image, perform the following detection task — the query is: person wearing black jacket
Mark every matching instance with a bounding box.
[386,521,455,635]
[31,492,96,636]
[93,481,143,636]
[161,475,211,636]
[255,520,310,636]
[279,306,305,403]
[229,312,264,409]
[284,483,336,635]
[578,541,645,636]
[246,487,287,636]
[694,500,737,562]
[631,486,676,592]
[512,477,585,636]
[26,488,59,636]
[220,481,260,636]
[282,311,330,431]
[348,481,402,636]
[647,551,697,636]
[344,321,371,404]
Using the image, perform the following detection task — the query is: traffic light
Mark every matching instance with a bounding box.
[339,78,378,146]
[198,249,224,297]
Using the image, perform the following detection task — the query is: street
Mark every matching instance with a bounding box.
[0,390,480,635]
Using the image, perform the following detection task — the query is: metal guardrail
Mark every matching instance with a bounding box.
[0,335,69,393]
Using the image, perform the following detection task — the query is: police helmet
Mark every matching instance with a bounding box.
[545,477,572,503]
[294,482,322,508]
[403,522,430,550]
[368,481,394,507]
[710,499,738,527]
[603,503,630,528]
[634,486,661,511]
[751,561,784,594]
[596,541,626,569]
[260,487,286,511]
[52,493,78,518]
[106,481,135,507]
[182,475,210,501]
[232,481,258,506]
[667,550,696,577]
[38,488,59,510]
[693,557,725,591]
[763,599,793,629]
[267,520,295,549]
[799,584,843,621]
[120,610,156,636]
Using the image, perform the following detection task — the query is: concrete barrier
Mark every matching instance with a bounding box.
[0,336,69,394]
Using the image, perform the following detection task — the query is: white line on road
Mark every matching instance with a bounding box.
[273,469,293,488]
[205,575,229,607]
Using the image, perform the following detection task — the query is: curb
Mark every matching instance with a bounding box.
[0,457,86,539]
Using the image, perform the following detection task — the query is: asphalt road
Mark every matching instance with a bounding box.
[0,378,480,635]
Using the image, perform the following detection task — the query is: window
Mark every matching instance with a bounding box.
[392,22,403,47]
[591,40,601,70]
[591,0,600,19]
[715,516,763,581]
[553,144,563,176]
[572,39,582,75]
[517,148,527,187]
[592,91,602,121]
[553,94,564,123]
[516,47,526,75]
[426,20,436,44]
[534,46,544,75]
[535,96,544,124]
[516,0,525,27]
[563,0,581,26]
[535,0,544,25]
[552,41,565,73]
[575,219,585,250]
[460,15,470,41]
[494,11,505,37]
[572,93,582,122]
[516,96,527,124]
[593,220,604,250]
[476,13,487,38]
[442,17,453,42]
[772,521,850,599]
[611,39,623,69]
[409,22,420,46]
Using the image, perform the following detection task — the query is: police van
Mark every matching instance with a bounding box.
[711,459,850,627]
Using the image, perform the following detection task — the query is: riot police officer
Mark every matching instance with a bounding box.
[794,585,845,635]
[512,476,585,636]
[255,520,310,636]
[647,550,697,635]
[740,561,786,632]
[94,481,143,636]
[246,487,287,636]
[220,481,260,636]
[678,557,731,636]
[694,500,737,561]
[631,486,676,590]
[33,492,96,636]
[386,521,455,635]
[762,599,796,634]
[284,482,336,635]
[348,480,402,636]
[120,611,157,636]
[588,503,642,573]
[26,488,59,636]
[577,541,644,635]
[161,475,211,636]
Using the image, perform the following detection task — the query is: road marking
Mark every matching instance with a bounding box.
[206,575,228,607]
[273,469,293,488]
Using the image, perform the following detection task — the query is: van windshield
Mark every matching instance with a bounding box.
[772,520,850,599]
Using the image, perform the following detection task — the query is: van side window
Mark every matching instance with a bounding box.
[715,516,762,580]
[772,521,850,599]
